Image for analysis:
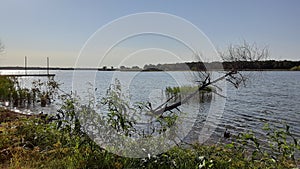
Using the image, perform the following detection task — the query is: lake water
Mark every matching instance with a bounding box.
[1,70,300,144]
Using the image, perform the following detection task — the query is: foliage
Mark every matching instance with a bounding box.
[101,79,137,137]
[31,77,60,106]
[165,85,213,102]
[0,76,60,107]
[290,65,300,71]
[142,60,300,71]
[222,123,300,169]
[1,112,299,168]
[0,76,15,101]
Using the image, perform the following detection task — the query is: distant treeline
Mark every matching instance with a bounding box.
[143,60,300,71]
[1,60,300,71]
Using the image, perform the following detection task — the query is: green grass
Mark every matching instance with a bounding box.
[165,85,214,102]
[290,65,300,71]
[0,114,299,169]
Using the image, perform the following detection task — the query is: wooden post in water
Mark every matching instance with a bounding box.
[25,56,27,75]
[47,57,49,75]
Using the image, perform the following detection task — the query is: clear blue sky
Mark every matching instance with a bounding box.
[0,0,299,67]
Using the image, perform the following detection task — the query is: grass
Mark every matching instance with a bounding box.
[290,65,300,71]
[0,109,299,169]
[165,85,214,102]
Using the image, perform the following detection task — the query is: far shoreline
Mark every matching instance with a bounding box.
[0,67,299,72]
[1,60,300,72]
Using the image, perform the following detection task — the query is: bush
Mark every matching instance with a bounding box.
[0,76,14,101]
[0,76,60,107]
[1,97,299,168]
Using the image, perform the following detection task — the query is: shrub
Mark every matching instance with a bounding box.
[0,76,14,101]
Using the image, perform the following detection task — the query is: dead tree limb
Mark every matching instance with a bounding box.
[152,41,268,117]
[152,70,236,116]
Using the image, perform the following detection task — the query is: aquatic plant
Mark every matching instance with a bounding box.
[290,65,300,71]
[165,85,214,102]
[0,76,14,102]
[0,76,60,108]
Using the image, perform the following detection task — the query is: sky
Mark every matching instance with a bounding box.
[0,0,299,67]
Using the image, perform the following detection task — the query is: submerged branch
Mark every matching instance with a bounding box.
[152,70,236,116]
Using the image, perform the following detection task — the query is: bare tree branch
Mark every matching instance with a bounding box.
[151,41,269,117]
[220,41,269,63]
[0,40,4,54]
[152,70,236,116]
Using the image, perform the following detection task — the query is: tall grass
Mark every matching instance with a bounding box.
[0,76,59,108]
[0,114,299,168]
[165,85,214,103]
[290,65,300,71]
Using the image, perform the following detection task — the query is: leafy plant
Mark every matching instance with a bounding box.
[0,76,15,101]
[165,85,214,102]
[0,76,60,108]
[290,65,300,71]
[101,79,137,137]
[32,77,60,107]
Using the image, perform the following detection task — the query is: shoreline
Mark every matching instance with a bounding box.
[1,67,299,72]
[0,107,34,123]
